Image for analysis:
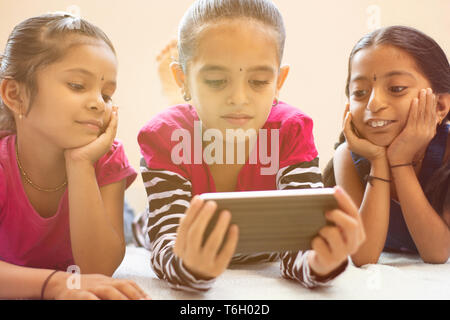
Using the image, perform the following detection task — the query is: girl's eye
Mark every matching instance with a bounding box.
[249,80,270,88]
[204,79,227,88]
[352,89,368,98]
[390,86,408,93]
[68,83,84,90]
[102,95,112,102]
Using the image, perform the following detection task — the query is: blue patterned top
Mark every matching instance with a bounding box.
[350,123,449,253]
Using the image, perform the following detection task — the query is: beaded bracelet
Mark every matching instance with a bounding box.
[40,270,59,300]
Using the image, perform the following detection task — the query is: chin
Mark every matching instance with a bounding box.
[366,135,395,148]
[66,135,98,149]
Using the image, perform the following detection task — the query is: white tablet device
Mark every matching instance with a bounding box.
[199,188,337,254]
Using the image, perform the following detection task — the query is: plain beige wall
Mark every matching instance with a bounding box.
[1,0,449,214]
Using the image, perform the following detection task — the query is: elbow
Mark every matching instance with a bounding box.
[421,251,450,265]
[105,245,126,276]
[77,244,126,276]
[351,253,380,267]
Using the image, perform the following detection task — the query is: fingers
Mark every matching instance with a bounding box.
[96,106,118,150]
[325,209,361,254]
[332,186,359,219]
[312,187,365,267]
[408,97,419,129]
[104,106,118,140]
[89,285,129,300]
[411,88,438,135]
[342,111,356,143]
[128,281,151,300]
[318,226,346,258]
[203,210,232,254]
[175,198,237,279]
[342,103,350,124]
[343,111,363,144]
[417,88,427,125]
[311,236,331,261]
[58,289,100,300]
[431,91,438,125]
[185,201,217,250]
[216,224,239,267]
[113,280,150,300]
[174,196,204,255]
[329,187,365,253]
[425,88,438,126]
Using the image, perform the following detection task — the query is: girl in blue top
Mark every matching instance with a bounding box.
[327,26,449,266]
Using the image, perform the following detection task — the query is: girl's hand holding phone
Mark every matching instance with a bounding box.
[308,187,366,277]
[387,88,439,166]
[173,196,239,279]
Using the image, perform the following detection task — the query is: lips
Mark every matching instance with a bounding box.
[222,113,253,119]
[76,119,103,131]
[221,113,253,126]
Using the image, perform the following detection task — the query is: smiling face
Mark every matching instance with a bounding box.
[348,44,433,147]
[22,40,117,149]
[181,19,286,140]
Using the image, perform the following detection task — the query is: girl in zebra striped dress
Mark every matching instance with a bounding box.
[133,0,365,292]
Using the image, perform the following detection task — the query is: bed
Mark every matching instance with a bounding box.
[113,245,450,300]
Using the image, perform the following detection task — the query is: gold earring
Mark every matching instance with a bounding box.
[183,92,191,102]
[272,97,279,107]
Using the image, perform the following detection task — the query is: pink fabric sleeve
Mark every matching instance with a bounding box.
[0,165,5,212]
[279,114,318,169]
[95,140,137,189]
[138,122,190,179]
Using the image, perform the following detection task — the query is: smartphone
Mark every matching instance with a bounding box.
[199,188,337,254]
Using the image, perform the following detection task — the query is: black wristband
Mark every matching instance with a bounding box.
[365,175,392,186]
[390,161,416,169]
[40,270,59,300]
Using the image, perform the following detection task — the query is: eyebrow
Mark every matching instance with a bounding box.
[199,65,275,74]
[350,70,416,83]
[382,70,416,79]
[63,68,117,86]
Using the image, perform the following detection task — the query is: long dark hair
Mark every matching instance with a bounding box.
[324,25,450,214]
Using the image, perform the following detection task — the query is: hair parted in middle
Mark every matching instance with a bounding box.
[177,0,286,72]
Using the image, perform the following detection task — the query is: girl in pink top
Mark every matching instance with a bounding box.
[0,13,148,300]
[134,0,366,292]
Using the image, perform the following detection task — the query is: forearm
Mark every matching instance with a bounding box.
[141,165,214,291]
[66,161,125,275]
[351,157,391,266]
[0,261,62,299]
[392,166,450,263]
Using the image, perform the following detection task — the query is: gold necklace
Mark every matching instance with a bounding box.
[15,141,67,192]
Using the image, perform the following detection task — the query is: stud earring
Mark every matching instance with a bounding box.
[18,105,23,119]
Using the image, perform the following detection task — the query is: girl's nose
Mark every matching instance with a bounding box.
[88,94,106,112]
[227,82,249,106]
[366,88,388,113]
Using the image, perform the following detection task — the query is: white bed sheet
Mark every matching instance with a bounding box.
[113,245,450,300]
